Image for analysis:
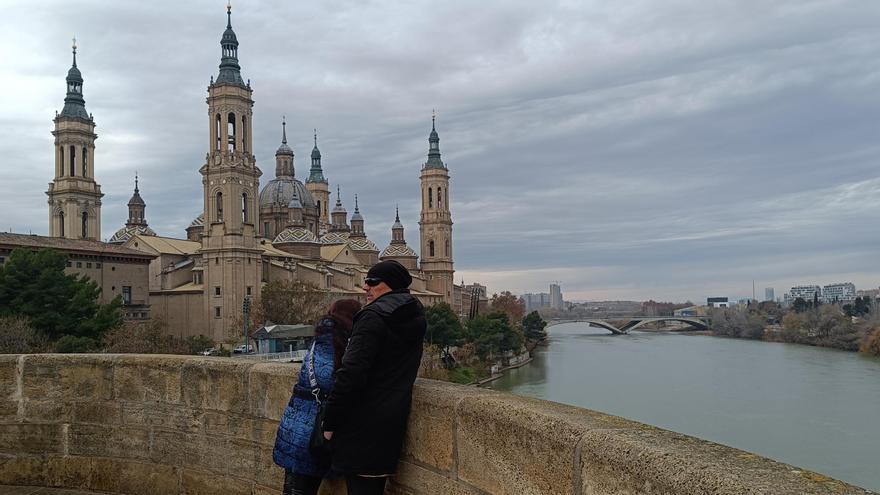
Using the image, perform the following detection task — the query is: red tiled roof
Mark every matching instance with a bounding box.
[0,233,156,260]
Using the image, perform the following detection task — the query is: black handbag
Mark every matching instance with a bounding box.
[306,340,332,462]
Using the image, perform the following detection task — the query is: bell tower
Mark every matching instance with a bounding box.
[47,39,103,240]
[305,130,330,232]
[419,113,454,303]
[200,4,263,340]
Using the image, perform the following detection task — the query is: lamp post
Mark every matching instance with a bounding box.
[242,295,251,353]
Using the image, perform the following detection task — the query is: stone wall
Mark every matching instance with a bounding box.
[0,354,871,495]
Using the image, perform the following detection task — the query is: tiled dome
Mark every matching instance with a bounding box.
[273,227,319,244]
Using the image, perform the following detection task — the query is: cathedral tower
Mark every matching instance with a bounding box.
[200,5,263,340]
[47,39,103,240]
[305,130,330,232]
[419,114,454,302]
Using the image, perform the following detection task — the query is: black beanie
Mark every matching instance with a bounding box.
[367,260,412,290]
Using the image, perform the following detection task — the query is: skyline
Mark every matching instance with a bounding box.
[3,1,880,302]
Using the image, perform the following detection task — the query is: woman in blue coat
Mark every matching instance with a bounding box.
[273,299,362,495]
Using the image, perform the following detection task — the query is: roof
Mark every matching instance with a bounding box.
[153,282,203,294]
[260,241,303,258]
[251,324,314,340]
[125,234,200,256]
[0,233,154,260]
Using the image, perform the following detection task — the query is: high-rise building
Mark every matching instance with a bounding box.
[764,288,774,302]
[822,283,856,303]
[521,293,550,312]
[549,283,563,310]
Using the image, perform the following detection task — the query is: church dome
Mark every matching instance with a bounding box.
[381,244,418,258]
[108,225,156,244]
[348,238,378,252]
[274,227,319,244]
[319,231,349,245]
[259,178,316,209]
[189,213,204,228]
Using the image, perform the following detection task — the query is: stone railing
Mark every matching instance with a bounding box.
[0,354,872,494]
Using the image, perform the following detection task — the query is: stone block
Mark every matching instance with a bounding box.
[45,454,92,489]
[88,457,179,494]
[71,400,121,425]
[0,424,64,455]
[225,438,261,473]
[180,359,251,414]
[391,460,484,495]
[403,379,483,473]
[248,362,298,421]
[20,355,113,402]
[138,402,203,433]
[68,424,150,460]
[180,468,252,495]
[19,399,71,424]
[455,390,632,495]
[0,400,18,423]
[112,356,182,404]
[252,443,283,488]
[151,429,227,473]
[0,456,46,486]
[0,356,18,400]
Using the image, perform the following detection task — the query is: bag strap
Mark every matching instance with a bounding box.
[307,340,322,405]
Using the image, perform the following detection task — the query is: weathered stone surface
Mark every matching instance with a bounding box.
[180,468,251,495]
[45,455,92,489]
[111,356,182,404]
[248,362,298,421]
[404,379,483,474]
[0,356,18,400]
[579,427,873,495]
[67,424,150,460]
[87,458,178,494]
[123,401,203,433]
[0,401,17,423]
[20,355,113,402]
[180,359,252,413]
[71,400,121,425]
[150,429,227,474]
[0,424,64,455]
[0,456,45,486]
[391,460,484,495]
[19,399,71,424]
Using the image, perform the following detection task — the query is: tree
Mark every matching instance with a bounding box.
[522,311,547,346]
[0,248,123,340]
[102,318,213,354]
[256,279,327,326]
[792,297,809,313]
[0,316,48,353]
[466,312,523,361]
[424,303,463,362]
[489,291,525,327]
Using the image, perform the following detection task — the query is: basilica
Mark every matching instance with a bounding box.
[38,6,482,342]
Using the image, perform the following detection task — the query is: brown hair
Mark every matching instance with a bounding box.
[315,299,362,371]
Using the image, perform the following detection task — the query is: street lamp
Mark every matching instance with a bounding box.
[242,295,251,354]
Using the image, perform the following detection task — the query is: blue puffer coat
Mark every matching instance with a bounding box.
[272,330,337,475]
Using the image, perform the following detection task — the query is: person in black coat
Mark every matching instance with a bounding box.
[321,260,427,495]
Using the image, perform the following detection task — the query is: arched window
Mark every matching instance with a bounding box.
[429,240,435,257]
[428,187,433,208]
[242,192,249,223]
[60,147,65,176]
[59,211,65,237]
[317,200,321,217]
[216,192,223,221]
[438,187,442,207]
[227,112,237,151]
[82,147,88,177]
[242,116,248,153]
[445,239,449,257]
[69,145,76,176]
[81,212,88,238]
[215,114,222,150]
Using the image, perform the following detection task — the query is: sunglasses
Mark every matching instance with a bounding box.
[364,277,382,287]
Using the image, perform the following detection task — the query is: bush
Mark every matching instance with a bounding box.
[103,319,215,355]
[448,367,477,384]
[860,327,880,357]
[54,335,99,353]
[0,316,49,354]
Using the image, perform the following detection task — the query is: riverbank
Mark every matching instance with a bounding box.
[474,355,534,386]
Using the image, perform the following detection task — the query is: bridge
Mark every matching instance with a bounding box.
[547,316,710,334]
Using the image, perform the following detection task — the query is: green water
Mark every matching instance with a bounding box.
[485,323,880,491]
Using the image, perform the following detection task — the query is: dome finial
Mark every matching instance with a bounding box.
[314,128,317,147]
[395,204,400,222]
[71,37,77,67]
[432,108,436,131]
[281,116,287,144]
[354,194,360,213]
[134,172,139,193]
[227,0,232,28]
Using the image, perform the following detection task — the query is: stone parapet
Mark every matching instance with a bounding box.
[0,354,872,494]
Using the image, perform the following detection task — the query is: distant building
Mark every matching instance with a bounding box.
[549,283,564,310]
[707,297,729,308]
[822,282,856,303]
[784,285,822,305]
[764,288,774,302]
[673,306,706,317]
[522,293,550,312]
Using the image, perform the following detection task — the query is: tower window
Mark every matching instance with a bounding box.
[69,145,76,176]
[438,187,442,207]
[446,239,449,257]
[264,222,270,237]
[242,116,248,153]
[216,192,223,221]
[429,240,435,257]
[227,112,237,151]
[242,192,249,223]
[82,147,88,177]
[215,114,222,151]
[59,147,64,176]
[428,187,433,208]
[59,211,65,237]
[81,212,88,238]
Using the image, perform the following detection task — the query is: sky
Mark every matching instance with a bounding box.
[2,0,880,303]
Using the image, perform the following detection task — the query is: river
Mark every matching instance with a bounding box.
[484,322,880,492]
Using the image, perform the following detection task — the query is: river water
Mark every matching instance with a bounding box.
[485,322,880,491]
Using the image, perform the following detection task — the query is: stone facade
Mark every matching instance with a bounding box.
[0,354,871,495]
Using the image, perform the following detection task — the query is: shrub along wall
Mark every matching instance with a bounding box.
[0,354,872,495]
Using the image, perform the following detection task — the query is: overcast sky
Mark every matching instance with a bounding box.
[3,0,880,303]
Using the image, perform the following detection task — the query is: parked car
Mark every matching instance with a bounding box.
[200,347,218,356]
[233,344,254,354]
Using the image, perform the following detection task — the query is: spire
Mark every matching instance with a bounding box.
[351,194,364,221]
[390,205,406,244]
[215,2,245,86]
[275,117,294,177]
[424,110,445,169]
[126,174,147,227]
[307,128,327,184]
[134,172,139,194]
[282,117,288,144]
[60,37,89,120]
